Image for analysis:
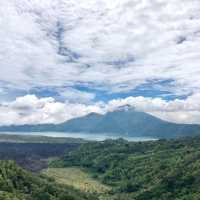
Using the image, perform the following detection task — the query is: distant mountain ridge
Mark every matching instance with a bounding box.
[1,108,200,138]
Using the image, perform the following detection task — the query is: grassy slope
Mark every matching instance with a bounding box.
[50,137,200,200]
[43,168,110,193]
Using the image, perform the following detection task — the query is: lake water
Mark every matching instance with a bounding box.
[1,132,158,142]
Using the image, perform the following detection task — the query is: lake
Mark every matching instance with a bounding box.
[1,132,158,142]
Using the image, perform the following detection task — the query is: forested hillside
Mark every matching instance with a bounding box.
[53,137,200,200]
[0,160,98,200]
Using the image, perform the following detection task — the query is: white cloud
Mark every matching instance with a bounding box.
[0,0,200,95]
[1,94,200,125]
[0,88,4,94]
[57,88,96,103]
[105,93,200,124]
[0,95,103,125]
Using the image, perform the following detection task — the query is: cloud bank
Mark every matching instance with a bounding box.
[0,95,103,125]
[0,0,200,95]
[1,94,200,125]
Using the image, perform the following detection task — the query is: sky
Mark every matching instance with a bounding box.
[0,0,200,125]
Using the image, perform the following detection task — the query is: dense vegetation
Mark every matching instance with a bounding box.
[53,137,200,200]
[0,135,95,200]
[0,160,98,200]
[2,134,200,199]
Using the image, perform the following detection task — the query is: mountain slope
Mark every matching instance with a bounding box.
[1,109,200,138]
[61,109,200,138]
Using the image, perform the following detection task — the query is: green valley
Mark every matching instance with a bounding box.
[1,135,200,200]
[49,137,200,200]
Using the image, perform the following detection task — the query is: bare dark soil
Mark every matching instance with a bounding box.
[0,143,80,172]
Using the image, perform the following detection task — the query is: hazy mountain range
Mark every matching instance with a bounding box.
[1,108,200,138]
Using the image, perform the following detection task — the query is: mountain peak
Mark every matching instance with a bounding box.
[115,104,135,112]
[86,112,103,117]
